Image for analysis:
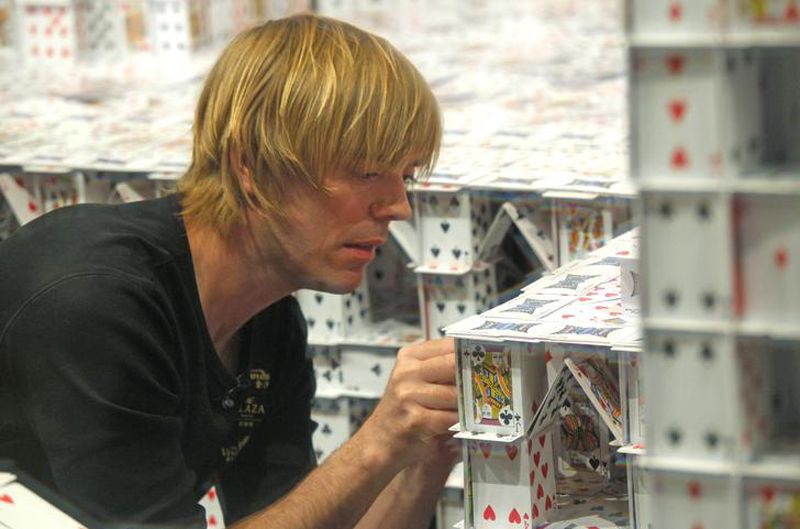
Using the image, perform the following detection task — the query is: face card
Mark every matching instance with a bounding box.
[468,344,516,430]
[564,358,624,443]
[746,483,800,529]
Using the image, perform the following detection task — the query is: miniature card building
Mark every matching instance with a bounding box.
[448,230,644,528]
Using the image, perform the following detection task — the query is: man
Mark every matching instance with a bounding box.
[0,14,459,529]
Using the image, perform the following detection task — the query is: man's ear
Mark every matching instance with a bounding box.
[229,147,255,198]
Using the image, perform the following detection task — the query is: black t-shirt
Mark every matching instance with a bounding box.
[0,195,316,527]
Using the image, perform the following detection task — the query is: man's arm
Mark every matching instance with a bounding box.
[353,435,460,529]
[231,339,458,529]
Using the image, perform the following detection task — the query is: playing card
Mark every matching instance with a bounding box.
[564,358,623,443]
[310,397,351,462]
[627,459,653,529]
[310,345,343,399]
[0,174,41,226]
[734,194,800,326]
[628,0,725,39]
[466,343,517,432]
[630,48,732,182]
[78,0,127,60]
[523,269,613,297]
[476,202,513,263]
[528,321,633,347]
[640,191,730,321]
[339,345,397,398]
[644,330,736,460]
[415,191,476,273]
[198,485,226,529]
[746,482,800,529]
[618,350,646,446]
[556,203,612,264]
[733,0,800,30]
[467,431,555,529]
[18,2,79,65]
[462,341,545,436]
[386,220,419,265]
[149,0,206,55]
[505,202,559,272]
[446,314,543,342]
[296,279,372,344]
[0,473,14,489]
[421,267,497,339]
[528,433,557,524]
[0,481,86,529]
[619,256,640,321]
[209,0,236,44]
[481,294,572,323]
[527,363,573,438]
[649,472,738,529]
[543,289,626,329]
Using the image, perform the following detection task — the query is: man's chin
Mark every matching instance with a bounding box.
[310,273,365,295]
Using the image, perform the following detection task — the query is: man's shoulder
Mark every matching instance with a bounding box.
[0,197,186,336]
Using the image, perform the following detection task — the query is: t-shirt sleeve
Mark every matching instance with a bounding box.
[218,296,317,522]
[2,273,206,528]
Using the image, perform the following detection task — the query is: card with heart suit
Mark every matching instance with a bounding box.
[468,431,557,529]
[198,486,226,529]
[0,481,87,529]
[0,174,41,226]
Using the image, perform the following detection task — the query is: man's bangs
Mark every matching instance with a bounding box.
[330,56,441,179]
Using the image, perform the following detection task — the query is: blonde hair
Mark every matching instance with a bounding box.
[178,14,442,232]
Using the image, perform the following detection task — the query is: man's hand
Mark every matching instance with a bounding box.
[356,338,459,470]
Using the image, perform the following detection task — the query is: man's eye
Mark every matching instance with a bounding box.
[360,172,381,181]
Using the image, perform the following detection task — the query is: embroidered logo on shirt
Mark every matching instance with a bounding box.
[221,369,271,461]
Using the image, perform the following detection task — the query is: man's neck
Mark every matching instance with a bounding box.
[184,219,295,355]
